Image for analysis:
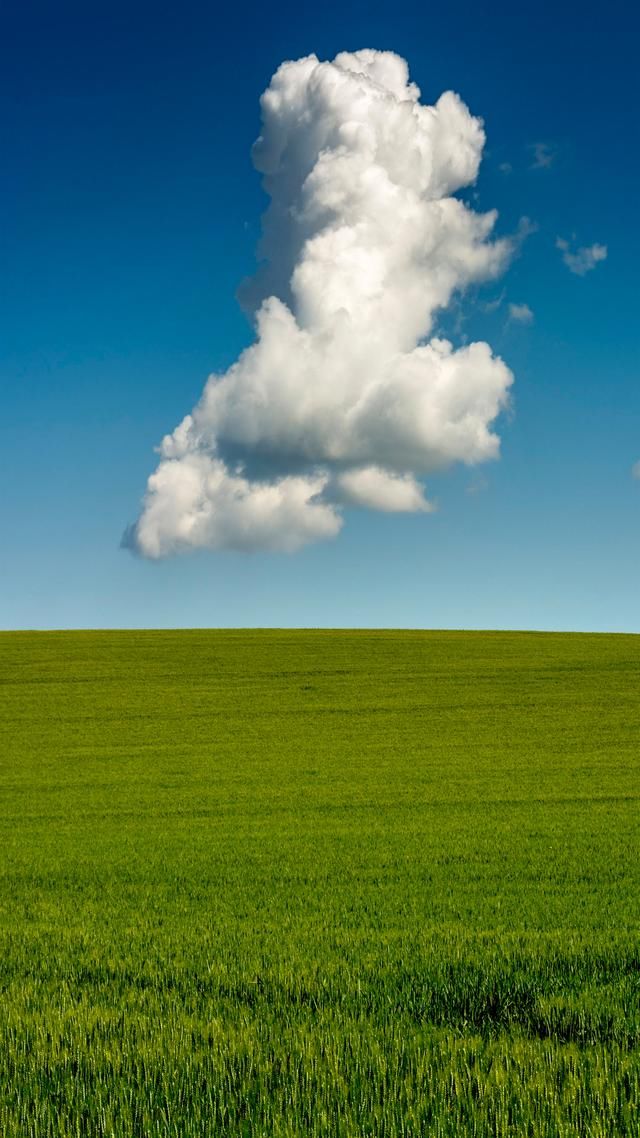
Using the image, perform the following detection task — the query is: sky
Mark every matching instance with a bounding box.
[2,0,639,631]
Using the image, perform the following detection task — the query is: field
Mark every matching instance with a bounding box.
[0,629,638,1136]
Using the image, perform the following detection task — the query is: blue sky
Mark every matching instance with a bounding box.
[2,0,639,631]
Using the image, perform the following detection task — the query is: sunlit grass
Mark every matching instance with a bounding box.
[0,629,638,1135]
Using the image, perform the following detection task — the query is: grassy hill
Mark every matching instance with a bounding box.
[0,629,638,1135]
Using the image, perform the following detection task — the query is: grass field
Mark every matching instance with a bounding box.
[0,629,638,1136]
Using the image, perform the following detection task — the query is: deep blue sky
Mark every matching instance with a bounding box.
[2,0,639,630]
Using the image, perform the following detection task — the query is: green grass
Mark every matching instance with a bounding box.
[0,628,638,1136]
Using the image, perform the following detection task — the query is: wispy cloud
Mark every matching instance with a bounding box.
[508,302,534,324]
[529,142,556,169]
[556,237,607,276]
[466,473,489,496]
[127,50,516,556]
[632,461,640,480]
[480,290,505,315]
[516,216,539,244]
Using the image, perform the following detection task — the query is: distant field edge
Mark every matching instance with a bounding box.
[0,627,639,637]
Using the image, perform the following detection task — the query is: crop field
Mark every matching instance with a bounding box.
[0,629,638,1136]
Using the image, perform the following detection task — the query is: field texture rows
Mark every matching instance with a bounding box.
[0,629,638,1135]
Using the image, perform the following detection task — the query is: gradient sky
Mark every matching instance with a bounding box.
[2,0,639,631]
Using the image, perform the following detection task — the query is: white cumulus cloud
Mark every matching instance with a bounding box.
[127,49,516,557]
[334,467,434,512]
[556,237,607,276]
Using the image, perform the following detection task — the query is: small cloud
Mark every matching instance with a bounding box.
[499,161,512,175]
[466,474,489,496]
[334,467,435,513]
[529,142,556,169]
[480,289,505,314]
[632,460,640,480]
[508,302,534,324]
[556,237,607,276]
[516,216,539,246]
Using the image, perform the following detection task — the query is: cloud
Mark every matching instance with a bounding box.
[516,216,539,243]
[508,302,534,324]
[128,49,515,557]
[466,473,489,496]
[556,237,607,276]
[480,290,505,314]
[529,142,556,169]
[125,456,340,555]
[632,461,640,481]
[498,161,512,175]
[333,467,434,512]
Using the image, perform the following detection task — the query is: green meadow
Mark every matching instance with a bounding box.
[0,629,638,1136]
